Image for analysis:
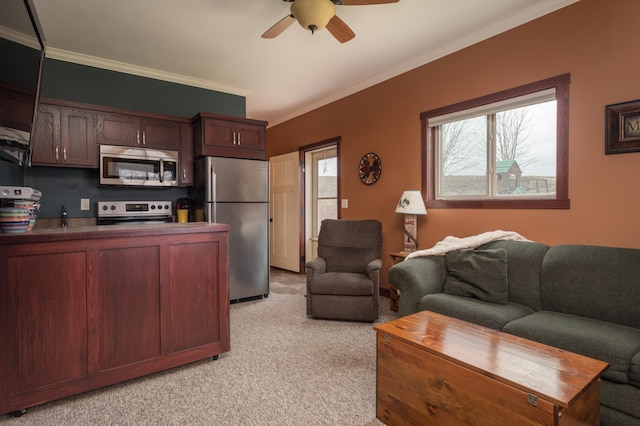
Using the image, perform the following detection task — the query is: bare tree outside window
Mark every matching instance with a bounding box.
[437,100,556,198]
[496,107,538,171]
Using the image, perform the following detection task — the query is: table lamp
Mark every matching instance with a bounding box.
[395,190,427,252]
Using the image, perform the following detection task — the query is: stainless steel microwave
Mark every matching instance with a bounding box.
[99,145,179,187]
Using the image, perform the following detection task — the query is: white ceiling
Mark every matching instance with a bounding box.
[28,0,578,126]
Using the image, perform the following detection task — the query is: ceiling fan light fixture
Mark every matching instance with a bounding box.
[291,0,336,33]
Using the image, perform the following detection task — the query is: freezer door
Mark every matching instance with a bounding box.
[209,157,268,203]
[216,202,269,301]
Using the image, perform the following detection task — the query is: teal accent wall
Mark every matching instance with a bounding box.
[40,58,245,118]
[0,38,41,90]
[1,58,247,220]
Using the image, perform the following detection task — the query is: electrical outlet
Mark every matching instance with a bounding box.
[81,198,90,211]
[341,199,348,208]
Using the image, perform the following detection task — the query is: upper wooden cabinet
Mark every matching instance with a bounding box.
[179,122,194,186]
[31,102,97,168]
[193,112,267,160]
[97,112,181,150]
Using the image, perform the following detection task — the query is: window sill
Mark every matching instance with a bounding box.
[426,199,570,209]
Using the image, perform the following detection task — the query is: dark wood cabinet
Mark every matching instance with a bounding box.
[194,112,267,160]
[0,84,34,132]
[8,250,88,393]
[97,112,181,150]
[179,122,194,186]
[97,246,161,370]
[0,224,230,415]
[31,103,97,167]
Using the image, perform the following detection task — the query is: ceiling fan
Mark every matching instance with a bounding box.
[262,0,399,43]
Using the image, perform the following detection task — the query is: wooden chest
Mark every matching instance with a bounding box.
[374,311,608,425]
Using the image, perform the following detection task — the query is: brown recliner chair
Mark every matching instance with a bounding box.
[305,219,382,322]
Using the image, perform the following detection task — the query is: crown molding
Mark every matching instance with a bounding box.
[0,25,40,50]
[45,47,250,97]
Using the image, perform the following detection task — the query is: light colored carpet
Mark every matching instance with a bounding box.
[1,271,397,425]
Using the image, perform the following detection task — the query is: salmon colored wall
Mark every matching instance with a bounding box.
[266,0,640,287]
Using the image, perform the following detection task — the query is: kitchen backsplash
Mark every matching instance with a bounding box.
[20,166,187,219]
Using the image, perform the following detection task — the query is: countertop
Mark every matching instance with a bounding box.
[0,222,231,244]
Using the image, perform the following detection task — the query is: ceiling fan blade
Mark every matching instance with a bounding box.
[261,14,296,39]
[338,0,399,5]
[326,15,355,43]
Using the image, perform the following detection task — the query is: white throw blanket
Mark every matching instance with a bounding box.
[405,230,531,259]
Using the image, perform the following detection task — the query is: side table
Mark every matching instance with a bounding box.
[388,251,409,312]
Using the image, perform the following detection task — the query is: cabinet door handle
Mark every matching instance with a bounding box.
[142,131,146,145]
[183,169,186,180]
[55,146,59,161]
[136,131,140,145]
[232,131,237,145]
[63,148,67,162]
[237,132,241,145]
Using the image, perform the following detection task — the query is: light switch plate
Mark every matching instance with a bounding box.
[341,199,348,208]
[81,198,90,211]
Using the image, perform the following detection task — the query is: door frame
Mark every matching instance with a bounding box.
[299,137,341,271]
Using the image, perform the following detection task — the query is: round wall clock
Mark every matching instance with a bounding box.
[358,152,382,185]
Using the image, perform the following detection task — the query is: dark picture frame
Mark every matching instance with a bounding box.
[605,99,640,154]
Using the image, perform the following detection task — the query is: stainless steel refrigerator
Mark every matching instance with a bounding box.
[194,157,269,302]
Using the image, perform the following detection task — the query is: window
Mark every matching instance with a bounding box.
[421,74,570,209]
[310,146,338,234]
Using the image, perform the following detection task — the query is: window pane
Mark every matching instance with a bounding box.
[495,101,556,197]
[317,199,337,233]
[317,157,337,198]
[439,116,487,196]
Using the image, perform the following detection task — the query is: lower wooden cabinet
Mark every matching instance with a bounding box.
[0,224,230,415]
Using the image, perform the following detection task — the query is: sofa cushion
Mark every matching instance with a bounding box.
[631,351,640,387]
[478,240,549,311]
[443,249,508,304]
[600,380,640,421]
[540,245,640,329]
[503,311,640,384]
[419,293,534,331]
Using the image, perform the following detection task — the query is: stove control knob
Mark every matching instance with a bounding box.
[110,205,116,211]
[151,205,156,210]
[101,205,108,211]
[164,204,169,209]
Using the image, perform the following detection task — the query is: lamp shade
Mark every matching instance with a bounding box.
[395,190,427,215]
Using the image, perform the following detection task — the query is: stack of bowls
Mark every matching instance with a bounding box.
[13,200,38,230]
[0,207,31,233]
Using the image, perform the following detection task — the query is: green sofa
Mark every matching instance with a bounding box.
[388,240,640,426]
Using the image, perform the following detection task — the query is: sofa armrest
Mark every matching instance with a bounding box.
[388,256,447,316]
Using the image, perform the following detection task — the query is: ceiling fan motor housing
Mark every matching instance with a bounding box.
[291,0,336,33]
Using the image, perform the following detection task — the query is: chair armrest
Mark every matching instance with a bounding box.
[365,258,382,275]
[388,256,447,316]
[305,257,327,279]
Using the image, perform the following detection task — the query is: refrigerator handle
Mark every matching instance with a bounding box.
[211,165,217,223]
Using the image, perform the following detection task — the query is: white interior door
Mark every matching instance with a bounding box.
[269,151,301,272]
